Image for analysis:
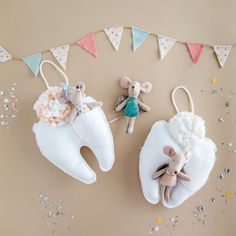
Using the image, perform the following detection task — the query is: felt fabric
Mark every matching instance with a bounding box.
[76,33,98,57]
[139,112,216,208]
[22,52,41,76]
[33,96,115,184]
[158,35,176,59]
[0,47,12,64]
[124,97,139,117]
[50,45,70,70]
[213,45,232,68]
[131,27,150,51]
[104,27,123,51]
[187,43,204,64]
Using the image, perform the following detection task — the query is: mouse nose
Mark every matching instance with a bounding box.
[132,85,135,89]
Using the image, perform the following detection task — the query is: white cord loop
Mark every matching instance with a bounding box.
[39,60,69,89]
[171,86,195,113]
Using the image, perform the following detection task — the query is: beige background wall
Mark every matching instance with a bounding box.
[0,0,235,235]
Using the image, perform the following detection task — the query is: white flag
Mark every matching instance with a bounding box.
[104,27,123,51]
[50,45,69,70]
[213,45,232,68]
[0,47,12,64]
[158,35,176,59]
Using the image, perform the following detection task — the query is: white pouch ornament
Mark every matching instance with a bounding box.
[139,86,216,208]
[33,60,115,184]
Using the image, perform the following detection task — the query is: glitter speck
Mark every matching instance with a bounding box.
[152,226,159,232]
[224,168,231,174]
[156,217,163,225]
[218,173,224,180]
[197,205,204,212]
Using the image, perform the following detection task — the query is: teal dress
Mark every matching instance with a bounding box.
[124,97,139,117]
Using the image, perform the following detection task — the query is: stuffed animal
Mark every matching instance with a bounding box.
[114,76,152,134]
[61,82,103,123]
[152,146,191,202]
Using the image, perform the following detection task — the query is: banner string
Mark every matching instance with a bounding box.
[9,26,235,61]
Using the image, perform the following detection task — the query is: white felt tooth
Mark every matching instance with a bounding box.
[33,122,97,184]
[139,120,216,208]
[72,97,115,172]
[33,96,115,184]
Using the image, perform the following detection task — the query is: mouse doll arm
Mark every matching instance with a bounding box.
[177,172,191,181]
[114,98,128,112]
[152,167,168,179]
[138,100,151,112]
[65,107,77,124]
[87,101,103,109]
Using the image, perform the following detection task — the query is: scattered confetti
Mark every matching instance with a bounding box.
[225,191,232,199]
[224,168,231,174]
[152,225,159,232]
[197,205,204,213]
[0,83,18,128]
[218,173,224,180]
[218,118,225,122]
[156,217,163,225]
[211,77,218,84]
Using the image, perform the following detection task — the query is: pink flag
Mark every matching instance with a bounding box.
[76,32,98,57]
[187,43,204,64]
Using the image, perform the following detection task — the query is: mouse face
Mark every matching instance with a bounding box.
[128,81,141,98]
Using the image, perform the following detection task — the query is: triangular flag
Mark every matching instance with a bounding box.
[158,35,176,59]
[76,33,98,57]
[213,45,232,68]
[104,27,123,51]
[50,45,69,70]
[0,47,12,64]
[22,52,41,76]
[187,43,204,64]
[131,27,150,51]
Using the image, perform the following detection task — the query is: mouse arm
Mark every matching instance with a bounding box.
[65,107,78,124]
[177,172,191,181]
[138,100,151,112]
[152,167,168,179]
[87,101,103,109]
[114,98,128,112]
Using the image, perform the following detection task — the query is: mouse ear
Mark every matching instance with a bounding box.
[163,146,176,157]
[141,82,152,93]
[76,82,86,92]
[120,76,132,89]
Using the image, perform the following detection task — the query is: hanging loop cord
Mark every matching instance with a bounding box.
[39,60,69,89]
[171,86,195,113]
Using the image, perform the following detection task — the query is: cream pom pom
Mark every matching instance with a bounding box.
[168,112,206,151]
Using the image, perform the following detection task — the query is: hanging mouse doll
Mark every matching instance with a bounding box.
[114,76,152,134]
[152,146,191,202]
[62,82,103,123]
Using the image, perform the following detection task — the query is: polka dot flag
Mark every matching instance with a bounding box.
[213,45,232,68]
[104,27,123,51]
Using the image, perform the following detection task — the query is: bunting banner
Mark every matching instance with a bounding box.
[187,43,204,64]
[132,27,150,51]
[157,35,176,59]
[104,27,123,51]
[76,32,98,57]
[50,45,69,70]
[213,45,232,68]
[22,53,41,76]
[0,26,235,73]
[0,47,12,64]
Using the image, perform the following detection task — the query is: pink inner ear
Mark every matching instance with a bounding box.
[120,76,132,89]
[163,146,175,157]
